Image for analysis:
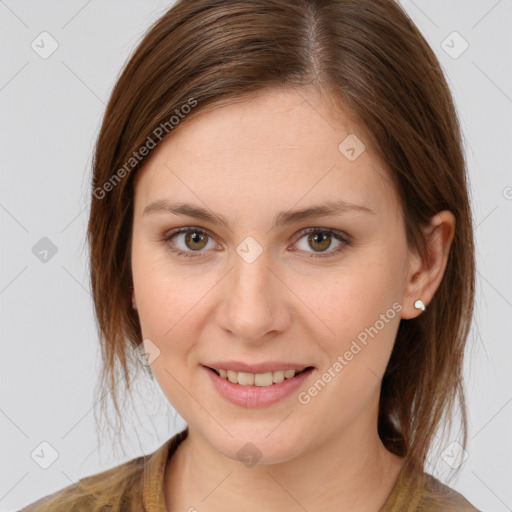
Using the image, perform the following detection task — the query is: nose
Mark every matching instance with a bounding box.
[218,250,292,344]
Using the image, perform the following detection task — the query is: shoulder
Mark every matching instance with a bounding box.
[417,472,481,512]
[16,430,188,512]
[382,463,481,512]
[17,452,147,512]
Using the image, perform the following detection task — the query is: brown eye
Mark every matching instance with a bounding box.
[293,228,350,258]
[162,227,217,258]
[307,231,332,252]
[184,230,209,251]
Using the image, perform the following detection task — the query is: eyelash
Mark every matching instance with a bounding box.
[160,226,351,259]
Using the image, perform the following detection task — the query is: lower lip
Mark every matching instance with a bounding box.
[203,366,315,407]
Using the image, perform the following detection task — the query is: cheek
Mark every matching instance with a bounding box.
[131,242,185,339]
[135,277,200,343]
[131,247,218,364]
[290,245,404,407]
[296,258,402,344]
[297,273,401,429]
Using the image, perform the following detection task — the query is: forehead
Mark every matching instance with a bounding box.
[133,86,396,219]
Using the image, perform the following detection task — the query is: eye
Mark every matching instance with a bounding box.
[161,226,351,259]
[161,227,218,258]
[291,227,350,258]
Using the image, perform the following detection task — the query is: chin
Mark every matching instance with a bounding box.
[199,420,308,466]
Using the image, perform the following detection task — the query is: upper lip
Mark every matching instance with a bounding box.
[203,361,314,373]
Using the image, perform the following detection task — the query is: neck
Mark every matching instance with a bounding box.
[164,409,404,512]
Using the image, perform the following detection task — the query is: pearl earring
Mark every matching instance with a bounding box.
[414,299,426,312]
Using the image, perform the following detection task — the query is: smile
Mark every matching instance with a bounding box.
[203,365,316,407]
[208,367,312,386]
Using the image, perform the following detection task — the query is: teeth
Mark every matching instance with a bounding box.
[238,372,255,385]
[214,368,307,386]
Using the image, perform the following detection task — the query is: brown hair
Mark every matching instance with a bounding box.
[85,0,474,488]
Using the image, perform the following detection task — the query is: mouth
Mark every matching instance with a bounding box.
[203,364,316,407]
[205,366,315,387]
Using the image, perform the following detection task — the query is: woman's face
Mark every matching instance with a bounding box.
[131,86,416,463]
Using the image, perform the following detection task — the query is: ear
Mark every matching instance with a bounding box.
[131,288,137,310]
[401,210,456,319]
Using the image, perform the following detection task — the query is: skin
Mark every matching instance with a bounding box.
[130,85,455,512]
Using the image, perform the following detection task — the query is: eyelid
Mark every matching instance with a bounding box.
[293,226,352,245]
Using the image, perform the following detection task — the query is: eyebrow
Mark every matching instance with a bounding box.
[142,199,375,230]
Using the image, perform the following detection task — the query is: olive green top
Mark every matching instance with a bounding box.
[19,428,480,512]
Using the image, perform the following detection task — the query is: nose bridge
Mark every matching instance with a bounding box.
[221,240,287,341]
[231,244,273,311]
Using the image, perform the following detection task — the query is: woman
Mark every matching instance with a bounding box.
[20,0,479,510]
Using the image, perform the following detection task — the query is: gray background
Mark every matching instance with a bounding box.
[1,1,511,510]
